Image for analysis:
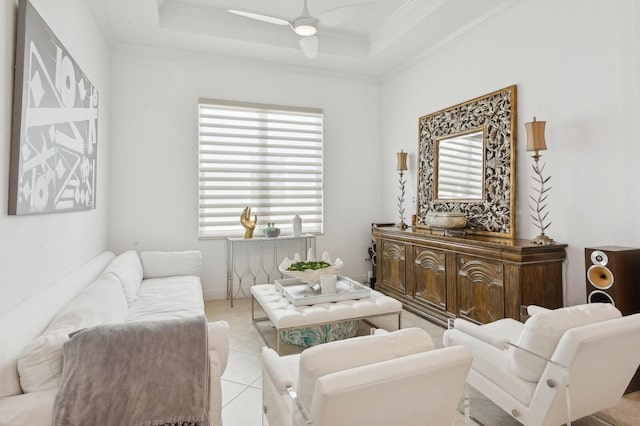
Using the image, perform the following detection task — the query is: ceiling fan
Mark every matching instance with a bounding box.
[228,0,376,60]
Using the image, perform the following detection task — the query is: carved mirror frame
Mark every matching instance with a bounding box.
[417,85,517,238]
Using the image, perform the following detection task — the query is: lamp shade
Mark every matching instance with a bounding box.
[397,150,408,171]
[525,117,547,152]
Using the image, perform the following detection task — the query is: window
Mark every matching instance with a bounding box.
[198,99,323,238]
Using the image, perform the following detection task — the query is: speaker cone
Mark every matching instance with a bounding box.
[587,265,614,289]
[588,290,615,305]
[590,250,609,266]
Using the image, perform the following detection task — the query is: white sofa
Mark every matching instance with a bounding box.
[0,250,230,426]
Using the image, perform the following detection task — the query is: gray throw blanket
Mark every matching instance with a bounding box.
[52,315,209,426]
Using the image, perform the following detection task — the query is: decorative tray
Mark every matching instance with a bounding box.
[274,275,371,306]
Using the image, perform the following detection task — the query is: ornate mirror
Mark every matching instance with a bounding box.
[417,85,516,238]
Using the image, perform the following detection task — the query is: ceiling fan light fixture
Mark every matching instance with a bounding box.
[295,24,316,36]
[293,16,317,36]
[299,36,318,59]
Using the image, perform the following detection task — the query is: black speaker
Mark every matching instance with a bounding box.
[585,246,640,316]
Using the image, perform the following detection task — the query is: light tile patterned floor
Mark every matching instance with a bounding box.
[205,298,640,426]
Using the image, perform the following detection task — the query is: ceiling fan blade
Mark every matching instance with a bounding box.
[228,10,292,27]
[318,2,376,27]
[299,36,319,60]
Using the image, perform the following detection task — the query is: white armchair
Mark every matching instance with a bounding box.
[262,327,472,426]
[443,303,640,426]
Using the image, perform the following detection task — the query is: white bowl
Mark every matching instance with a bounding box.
[279,251,343,288]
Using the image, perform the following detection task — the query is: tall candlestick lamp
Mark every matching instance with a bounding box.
[396,150,408,229]
[525,117,553,245]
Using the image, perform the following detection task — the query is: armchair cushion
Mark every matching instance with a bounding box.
[510,303,621,382]
[297,327,433,411]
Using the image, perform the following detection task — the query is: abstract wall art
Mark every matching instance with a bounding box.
[9,0,98,215]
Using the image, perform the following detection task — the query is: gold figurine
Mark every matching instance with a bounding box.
[240,206,257,239]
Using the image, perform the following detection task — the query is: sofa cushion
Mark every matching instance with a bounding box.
[0,251,115,399]
[103,250,143,305]
[297,327,433,412]
[140,251,201,279]
[509,303,621,382]
[17,274,128,393]
[126,276,204,323]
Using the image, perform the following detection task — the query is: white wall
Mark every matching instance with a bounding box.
[381,0,640,305]
[109,47,382,299]
[0,0,111,314]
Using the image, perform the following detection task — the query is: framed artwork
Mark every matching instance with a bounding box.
[9,0,98,215]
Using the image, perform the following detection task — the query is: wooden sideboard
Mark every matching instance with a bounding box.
[373,227,567,326]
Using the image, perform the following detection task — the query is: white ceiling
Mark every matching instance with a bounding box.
[88,0,517,78]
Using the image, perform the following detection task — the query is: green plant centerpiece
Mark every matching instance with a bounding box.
[279,249,343,289]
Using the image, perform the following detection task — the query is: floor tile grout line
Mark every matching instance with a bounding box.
[221,384,250,409]
[221,377,262,388]
[222,376,262,386]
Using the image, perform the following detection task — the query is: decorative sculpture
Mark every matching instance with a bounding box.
[240,206,257,239]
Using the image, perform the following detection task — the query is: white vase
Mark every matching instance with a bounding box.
[293,215,302,236]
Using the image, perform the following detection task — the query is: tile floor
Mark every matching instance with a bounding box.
[205,298,640,426]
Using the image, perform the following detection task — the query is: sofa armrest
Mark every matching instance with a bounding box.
[207,321,230,374]
[452,318,509,350]
[261,348,295,395]
[140,251,201,279]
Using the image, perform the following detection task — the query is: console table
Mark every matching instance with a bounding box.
[372,226,567,326]
[226,235,316,306]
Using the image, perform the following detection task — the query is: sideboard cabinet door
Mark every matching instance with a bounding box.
[379,240,407,296]
[413,246,447,312]
[457,256,505,324]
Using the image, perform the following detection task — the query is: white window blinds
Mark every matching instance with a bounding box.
[198,99,324,238]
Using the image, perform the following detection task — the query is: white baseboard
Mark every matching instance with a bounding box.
[203,287,227,301]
